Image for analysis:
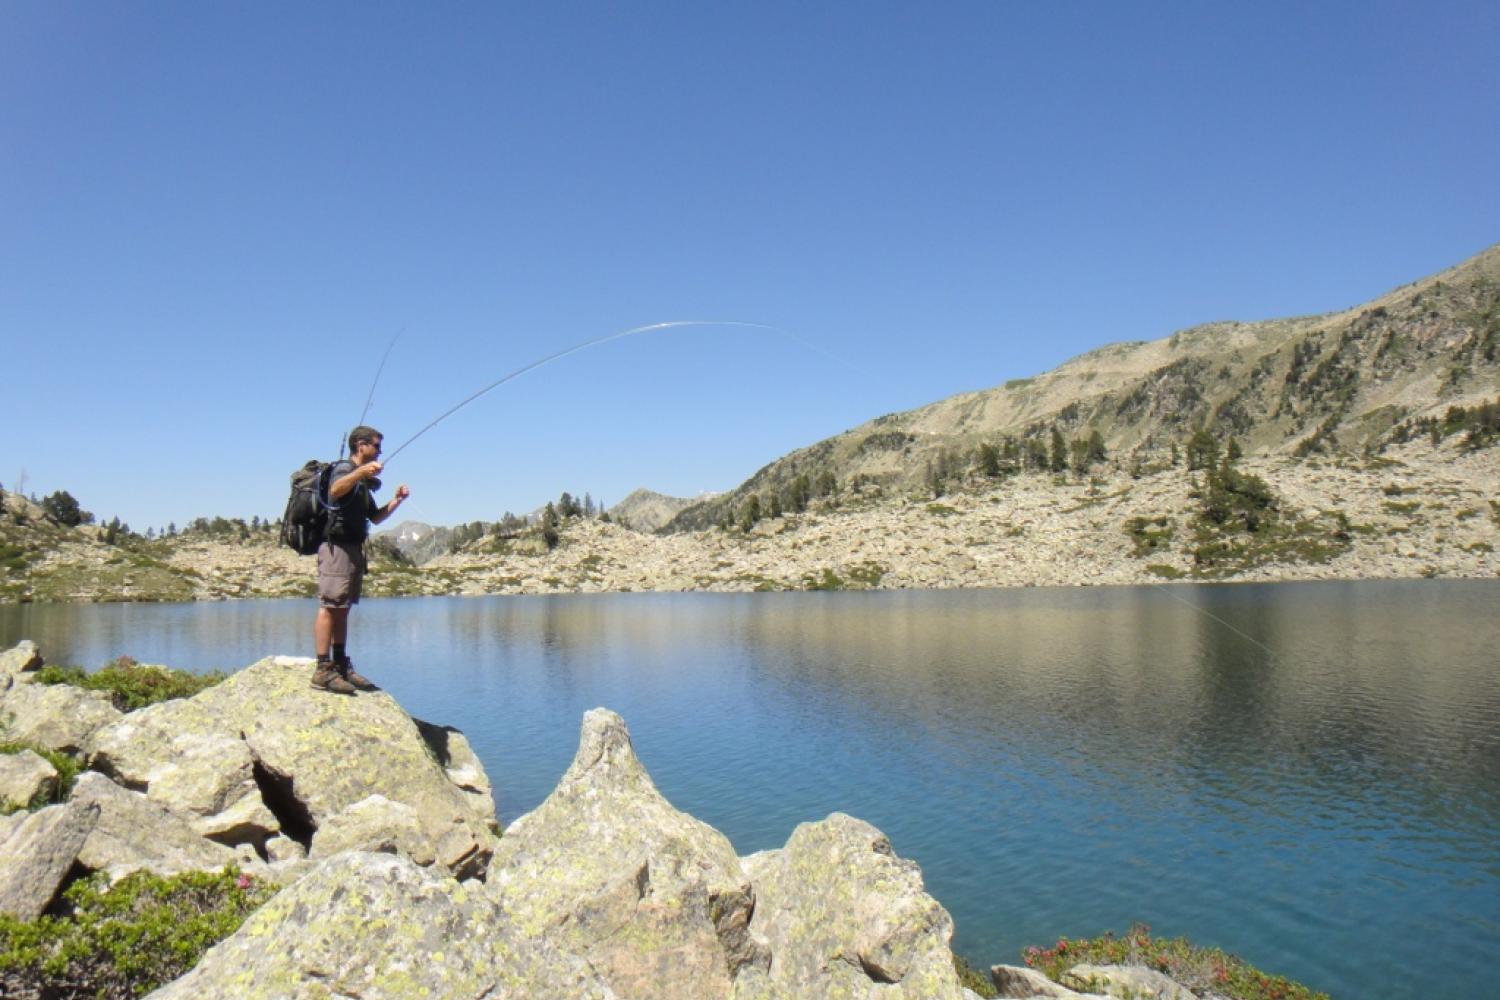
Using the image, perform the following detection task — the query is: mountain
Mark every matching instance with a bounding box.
[378,520,455,565]
[666,244,1500,531]
[607,489,703,532]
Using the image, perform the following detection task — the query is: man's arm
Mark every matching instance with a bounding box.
[370,484,410,525]
[328,461,378,501]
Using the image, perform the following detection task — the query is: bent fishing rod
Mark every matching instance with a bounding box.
[379,320,786,465]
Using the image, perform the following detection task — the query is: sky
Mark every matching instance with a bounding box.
[3,2,1498,531]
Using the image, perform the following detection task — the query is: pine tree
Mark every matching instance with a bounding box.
[1049,428,1068,473]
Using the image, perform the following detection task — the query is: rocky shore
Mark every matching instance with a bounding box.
[1,640,1262,999]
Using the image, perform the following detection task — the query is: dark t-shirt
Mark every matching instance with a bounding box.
[325,460,380,543]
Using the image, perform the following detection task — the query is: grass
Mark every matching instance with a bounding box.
[33,657,226,712]
[1146,563,1186,580]
[1021,924,1329,1000]
[0,867,274,999]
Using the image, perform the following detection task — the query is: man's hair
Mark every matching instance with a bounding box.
[348,426,383,453]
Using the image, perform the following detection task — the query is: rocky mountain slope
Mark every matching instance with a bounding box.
[665,243,1500,531]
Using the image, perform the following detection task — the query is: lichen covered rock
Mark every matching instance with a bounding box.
[0,799,98,919]
[737,812,971,999]
[146,851,616,1000]
[488,708,761,1000]
[85,655,496,877]
[0,680,122,753]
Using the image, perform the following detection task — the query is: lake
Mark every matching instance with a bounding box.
[3,580,1498,999]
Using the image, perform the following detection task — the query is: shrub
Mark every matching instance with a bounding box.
[0,867,275,999]
[953,953,998,997]
[1021,923,1329,1000]
[34,657,226,711]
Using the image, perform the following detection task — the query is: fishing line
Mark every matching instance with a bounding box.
[382,320,837,464]
[1154,583,1282,661]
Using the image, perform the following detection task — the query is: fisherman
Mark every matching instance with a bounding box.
[311,425,410,694]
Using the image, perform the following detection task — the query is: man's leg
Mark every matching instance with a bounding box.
[315,606,348,659]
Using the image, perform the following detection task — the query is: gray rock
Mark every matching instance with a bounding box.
[84,656,495,877]
[309,793,432,864]
[0,748,59,810]
[192,790,281,850]
[489,707,761,1000]
[0,681,122,754]
[147,851,616,1000]
[991,964,1109,998]
[1060,964,1196,1000]
[90,727,260,818]
[0,799,99,919]
[737,812,971,999]
[263,834,306,863]
[0,640,43,691]
[71,772,237,879]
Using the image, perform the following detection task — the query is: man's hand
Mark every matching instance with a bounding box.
[395,484,410,501]
[362,461,385,480]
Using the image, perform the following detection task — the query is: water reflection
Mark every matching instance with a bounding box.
[3,581,1498,1000]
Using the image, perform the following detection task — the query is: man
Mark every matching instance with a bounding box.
[311,425,410,694]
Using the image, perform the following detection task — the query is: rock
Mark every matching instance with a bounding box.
[0,799,99,919]
[0,748,59,810]
[192,790,281,850]
[0,640,43,691]
[309,793,432,864]
[71,772,237,879]
[414,717,497,822]
[0,681,122,753]
[264,834,306,863]
[991,964,1109,998]
[488,708,761,1000]
[1059,964,1196,1000]
[147,851,615,1000]
[90,728,260,818]
[737,812,971,999]
[83,656,495,877]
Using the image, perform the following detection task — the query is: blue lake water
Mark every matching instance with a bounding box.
[3,580,1498,999]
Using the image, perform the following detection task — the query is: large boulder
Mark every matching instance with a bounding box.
[147,851,616,1000]
[0,799,99,919]
[487,708,762,1000]
[0,680,122,753]
[0,748,59,810]
[70,772,238,880]
[85,655,496,877]
[735,812,972,1000]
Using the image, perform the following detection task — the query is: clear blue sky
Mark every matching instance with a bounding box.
[4,2,1497,531]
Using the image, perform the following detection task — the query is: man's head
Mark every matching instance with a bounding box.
[348,426,383,463]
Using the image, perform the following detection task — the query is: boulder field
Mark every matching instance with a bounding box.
[0,641,1207,999]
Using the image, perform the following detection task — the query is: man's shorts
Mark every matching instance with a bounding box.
[317,540,368,608]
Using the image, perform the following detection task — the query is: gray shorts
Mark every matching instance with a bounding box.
[317,540,368,608]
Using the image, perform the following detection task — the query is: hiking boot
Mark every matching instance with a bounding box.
[337,658,377,691]
[310,662,356,695]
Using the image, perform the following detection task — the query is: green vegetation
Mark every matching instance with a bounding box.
[953,954,998,997]
[927,503,960,517]
[1181,435,1350,578]
[34,657,225,711]
[0,742,81,814]
[1146,563,1186,579]
[0,867,274,999]
[1021,924,1329,1000]
[1125,516,1175,557]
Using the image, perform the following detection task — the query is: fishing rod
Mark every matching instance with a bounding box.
[339,330,403,461]
[382,320,786,464]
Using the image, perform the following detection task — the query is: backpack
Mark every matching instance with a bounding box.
[280,460,335,555]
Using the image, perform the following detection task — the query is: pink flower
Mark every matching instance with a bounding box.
[236,874,252,890]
